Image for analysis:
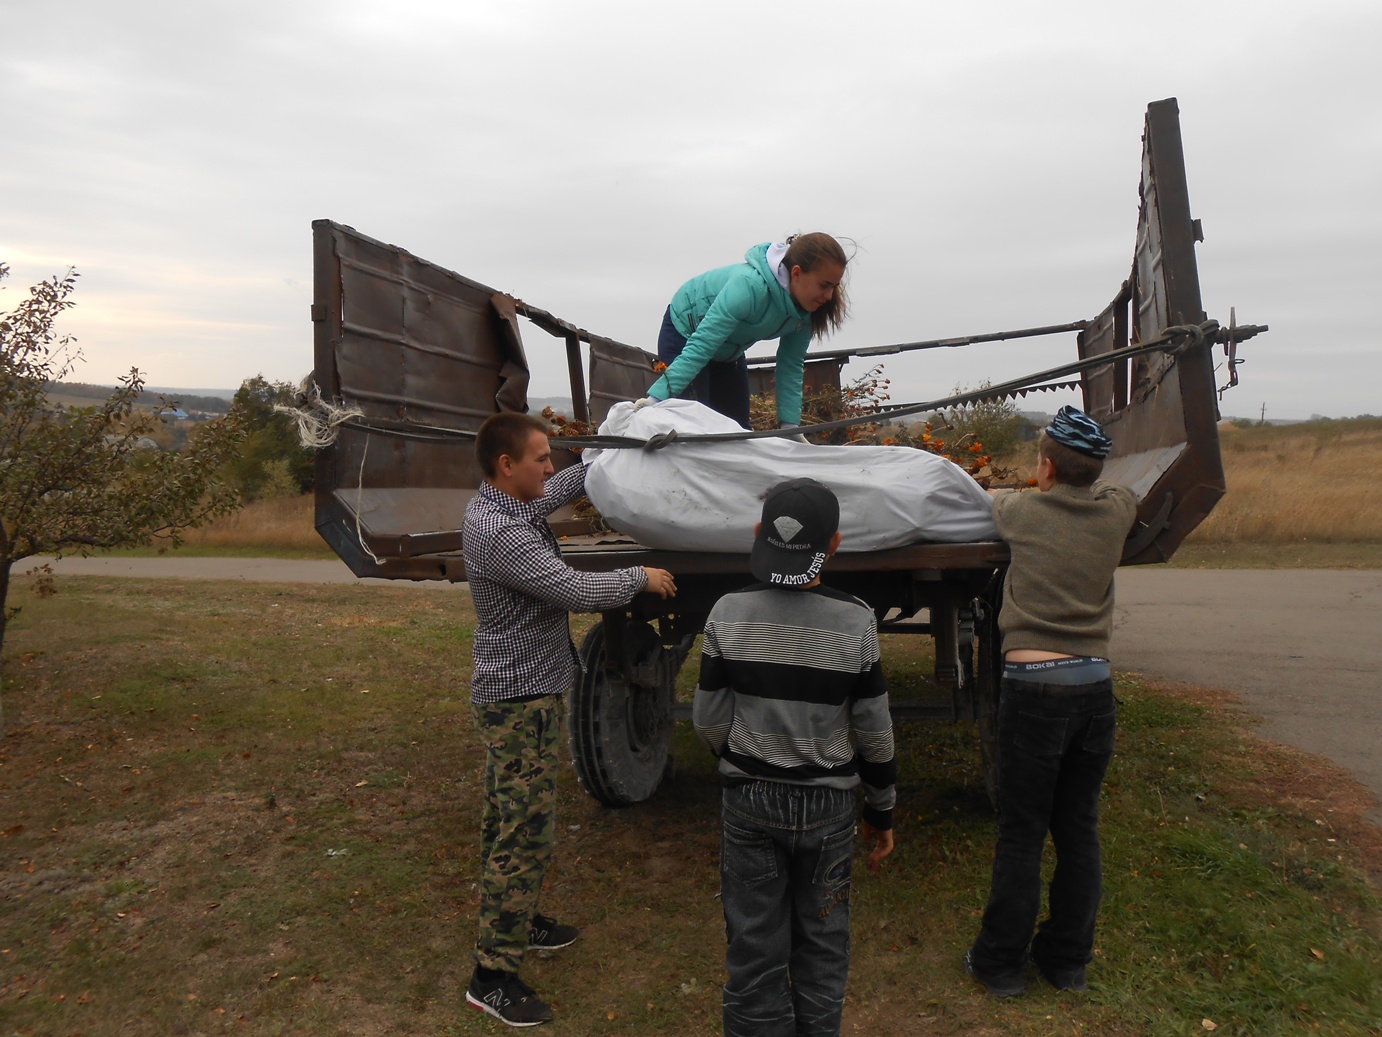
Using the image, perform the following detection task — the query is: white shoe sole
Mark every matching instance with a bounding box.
[465,990,549,1027]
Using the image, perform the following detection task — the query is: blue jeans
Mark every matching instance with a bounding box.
[970,678,1116,979]
[657,307,752,428]
[720,781,855,1037]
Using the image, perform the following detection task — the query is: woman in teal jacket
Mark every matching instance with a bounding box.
[643,233,850,430]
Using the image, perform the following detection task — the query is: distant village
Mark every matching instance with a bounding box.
[46,380,234,452]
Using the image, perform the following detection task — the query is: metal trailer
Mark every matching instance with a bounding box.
[306,98,1264,807]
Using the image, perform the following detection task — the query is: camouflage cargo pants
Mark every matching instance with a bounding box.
[472,696,560,973]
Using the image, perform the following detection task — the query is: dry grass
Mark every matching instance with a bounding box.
[1189,418,1382,544]
[175,494,323,551]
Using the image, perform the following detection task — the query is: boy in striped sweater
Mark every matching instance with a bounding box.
[693,478,895,1037]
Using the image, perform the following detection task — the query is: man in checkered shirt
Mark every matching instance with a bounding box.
[461,411,676,1027]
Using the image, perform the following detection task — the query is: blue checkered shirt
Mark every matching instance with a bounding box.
[463,462,648,705]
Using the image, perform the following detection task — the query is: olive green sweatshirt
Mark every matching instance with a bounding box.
[994,481,1138,658]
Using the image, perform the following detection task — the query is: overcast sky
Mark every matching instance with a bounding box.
[3,0,1378,420]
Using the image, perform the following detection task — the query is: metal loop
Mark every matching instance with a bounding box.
[643,429,679,451]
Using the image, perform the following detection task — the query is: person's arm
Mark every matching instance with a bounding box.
[482,523,649,612]
[773,328,812,427]
[691,622,732,755]
[1092,480,1139,530]
[856,686,897,871]
[535,461,587,516]
[851,622,896,836]
[861,820,895,874]
[852,661,896,834]
[648,282,756,400]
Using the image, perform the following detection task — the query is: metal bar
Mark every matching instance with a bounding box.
[745,320,1089,367]
[877,620,934,635]
[340,386,495,420]
[513,300,645,355]
[565,333,590,424]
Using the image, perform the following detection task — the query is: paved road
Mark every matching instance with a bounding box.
[31,557,1382,825]
[1110,568,1382,827]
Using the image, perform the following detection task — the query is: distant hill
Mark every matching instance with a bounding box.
[529,396,576,416]
[143,385,237,401]
[45,381,233,414]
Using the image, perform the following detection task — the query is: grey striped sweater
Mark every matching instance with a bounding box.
[692,582,896,830]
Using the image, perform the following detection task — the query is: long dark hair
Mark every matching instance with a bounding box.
[783,232,850,338]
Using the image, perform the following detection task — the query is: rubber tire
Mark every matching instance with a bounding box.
[568,624,673,807]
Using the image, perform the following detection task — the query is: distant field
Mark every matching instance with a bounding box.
[1187,417,1381,545]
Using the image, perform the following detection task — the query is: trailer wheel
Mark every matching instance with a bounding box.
[975,580,1004,810]
[569,624,673,807]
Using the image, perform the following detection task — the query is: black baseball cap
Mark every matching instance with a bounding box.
[750,478,840,587]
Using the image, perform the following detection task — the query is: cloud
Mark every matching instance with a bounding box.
[2,0,1379,418]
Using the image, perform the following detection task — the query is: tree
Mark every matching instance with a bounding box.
[941,381,1029,460]
[220,375,314,500]
[0,264,249,731]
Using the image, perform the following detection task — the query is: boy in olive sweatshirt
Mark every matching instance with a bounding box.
[966,407,1137,998]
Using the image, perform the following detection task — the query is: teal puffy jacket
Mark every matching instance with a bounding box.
[648,243,812,425]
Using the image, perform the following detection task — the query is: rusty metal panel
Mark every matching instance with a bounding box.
[1078,98,1226,565]
[1078,282,1130,422]
[312,220,531,577]
[747,357,847,403]
[587,338,659,425]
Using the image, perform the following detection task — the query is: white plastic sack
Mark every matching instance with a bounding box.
[582,399,998,552]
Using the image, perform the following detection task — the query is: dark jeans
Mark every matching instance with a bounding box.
[970,677,1116,978]
[720,781,855,1037]
[657,306,752,428]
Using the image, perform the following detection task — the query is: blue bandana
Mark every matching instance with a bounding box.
[1046,406,1112,459]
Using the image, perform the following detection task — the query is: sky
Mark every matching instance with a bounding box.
[3,0,1379,421]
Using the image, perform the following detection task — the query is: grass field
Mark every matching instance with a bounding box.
[1,580,1379,1036]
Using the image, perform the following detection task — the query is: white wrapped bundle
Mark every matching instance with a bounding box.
[581,399,998,552]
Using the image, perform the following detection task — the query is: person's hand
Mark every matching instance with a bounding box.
[861,821,894,873]
[642,567,676,598]
[632,397,657,411]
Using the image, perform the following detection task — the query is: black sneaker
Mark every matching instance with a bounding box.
[466,970,552,1027]
[527,914,579,950]
[964,947,1025,998]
